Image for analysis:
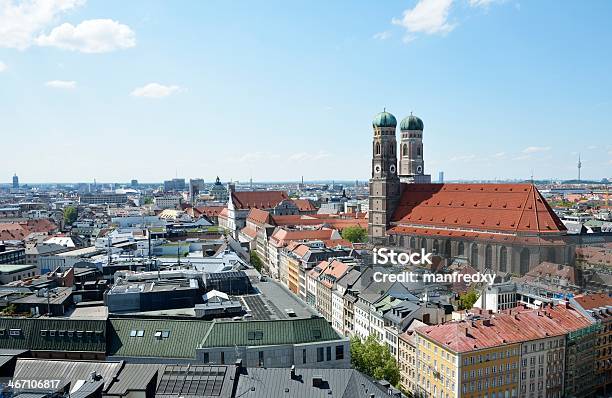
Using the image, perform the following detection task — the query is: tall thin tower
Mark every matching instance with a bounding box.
[577,154,582,181]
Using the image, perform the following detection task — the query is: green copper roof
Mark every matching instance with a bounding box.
[108,318,213,359]
[0,317,106,353]
[372,111,397,128]
[199,317,341,348]
[400,114,424,131]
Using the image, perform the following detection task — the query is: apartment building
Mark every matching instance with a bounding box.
[414,304,594,398]
[574,293,612,397]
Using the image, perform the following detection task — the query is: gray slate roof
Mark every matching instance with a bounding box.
[235,368,395,398]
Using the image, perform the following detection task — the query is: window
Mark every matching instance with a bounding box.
[220,351,225,364]
[9,329,21,336]
[303,349,307,364]
[203,352,209,363]
[154,331,162,339]
[326,346,332,361]
[336,345,344,360]
[317,347,324,362]
[137,330,144,337]
[162,330,170,338]
[130,330,137,337]
[258,351,264,367]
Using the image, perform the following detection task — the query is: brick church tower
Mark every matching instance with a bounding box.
[368,110,401,245]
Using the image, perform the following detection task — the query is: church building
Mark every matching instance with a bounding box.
[368,110,571,275]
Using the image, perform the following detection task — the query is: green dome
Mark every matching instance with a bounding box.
[372,111,397,128]
[400,114,424,131]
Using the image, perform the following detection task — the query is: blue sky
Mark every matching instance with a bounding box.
[1,0,611,183]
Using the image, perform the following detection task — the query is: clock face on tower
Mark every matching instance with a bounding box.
[374,165,381,174]
[416,165,423,174]
[389,165,396,174]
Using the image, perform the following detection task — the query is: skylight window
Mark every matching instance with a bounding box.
[130,330,137,337]
[137,330,144,337]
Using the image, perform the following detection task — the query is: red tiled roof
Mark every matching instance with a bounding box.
[195,206,226,218]
[419,304,592,353]
[269,228,338,248]
[574,293,612,310]
[0,220,58,241]
[392,183,566,235]
[292,199,317,212]
[231,190,289,210]
[240,226,257,239]
[218,208,229,218]
[522,261,576,283]
[246,208,271,225]
[291,244,311,258]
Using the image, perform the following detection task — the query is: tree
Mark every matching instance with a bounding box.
[63,206,77,225]
[350,335,400,386]
[458,288,479,310]
[250,251,264,272]
[143,197,154,205]
[341,226,368,243]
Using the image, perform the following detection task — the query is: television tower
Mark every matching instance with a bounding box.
[577,154,582,181]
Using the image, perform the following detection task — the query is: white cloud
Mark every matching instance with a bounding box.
[130,83,181,99]
[0,0,84,50]
[522,146,551,154]
[288,151,331,162]
[36,19,135,53]
[0,61,6,72]
[45,79,76,89]
[468,0,499,7]
[492,151,506,158]
[392,0,455,38]
[373,31,391,40]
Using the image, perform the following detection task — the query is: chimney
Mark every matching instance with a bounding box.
[312,375,323,388]
[482,319,491,327]
[290,365,296,380]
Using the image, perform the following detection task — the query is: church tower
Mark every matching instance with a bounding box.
[398,113,431,183]
[368,110,401,245]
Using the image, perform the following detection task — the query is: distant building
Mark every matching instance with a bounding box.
[80,193,128,205]
[209,176,228,202]
[0,245,26,265]
[130,179,138,187]
[12,174,19,189]
[0,263,36,284]
[153,195,182,209]
[163,178,186,192]
[189,178,205,203]
[439,171,444,183]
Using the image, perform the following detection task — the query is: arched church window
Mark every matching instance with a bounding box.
[471,244,479,268]
[520,248,530,275]
[485,245,493,268]
[445,240,452,257]
[458,242,464,256]
[499,247,507,272]
[375,143,381,155]
[417,147,421,156]
[402,144,408,157]
[433,240,439,254]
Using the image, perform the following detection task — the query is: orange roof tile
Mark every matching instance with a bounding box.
[419,304,592,353]
[574,293,612,310]
[231,190,289,210]
[392,183,566,235]
[292,199,317,212]
[246,208,271,225]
